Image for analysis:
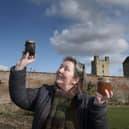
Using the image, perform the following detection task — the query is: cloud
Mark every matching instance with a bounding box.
[0,65,9,71]
[28,0,129,24]
[45,0,105,22]
[97,0,129,7]
[45,0,129,23]
[50,23,129,56]
[47,0,129,56]
[45,0,87,21]
[28,0,129,7]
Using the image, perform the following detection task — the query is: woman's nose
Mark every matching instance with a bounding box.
[59,67,64,73]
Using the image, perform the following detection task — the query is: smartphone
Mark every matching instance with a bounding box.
[24,40,36,56]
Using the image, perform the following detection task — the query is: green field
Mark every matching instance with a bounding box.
[108,106,129,129]
[0,104,129,129]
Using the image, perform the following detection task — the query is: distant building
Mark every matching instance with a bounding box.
[123,56,129,77]
[91,56,110,76]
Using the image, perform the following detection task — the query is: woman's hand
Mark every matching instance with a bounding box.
[95,90,113,104]
[15,52,36,71]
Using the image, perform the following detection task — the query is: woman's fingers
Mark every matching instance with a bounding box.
[105,89,110,99]
[105,89,113,99]
[96,90,113,104]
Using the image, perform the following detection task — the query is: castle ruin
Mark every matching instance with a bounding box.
[91,56,110,76]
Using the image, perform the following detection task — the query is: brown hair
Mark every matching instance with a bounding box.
[63,56,87,93]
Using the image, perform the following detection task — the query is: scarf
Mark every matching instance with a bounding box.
[45,86,79,129]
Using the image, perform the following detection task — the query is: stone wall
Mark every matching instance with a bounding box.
[0,70,129,104]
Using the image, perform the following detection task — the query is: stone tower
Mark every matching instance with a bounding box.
[91,56,110,76]
[123,56,129,77]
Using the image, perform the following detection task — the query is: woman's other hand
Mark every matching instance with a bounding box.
[95,90,113,104]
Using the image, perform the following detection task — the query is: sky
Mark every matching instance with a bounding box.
[0,0,129,76]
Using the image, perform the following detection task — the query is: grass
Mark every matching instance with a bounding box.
[0,104,129,129]
[0,103,33,129]
[108,106,129,129]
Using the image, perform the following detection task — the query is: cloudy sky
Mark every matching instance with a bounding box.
[0,0,129,76]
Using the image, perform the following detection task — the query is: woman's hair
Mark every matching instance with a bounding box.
[63,56,87,93]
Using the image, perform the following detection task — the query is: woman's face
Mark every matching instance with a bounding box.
[55,60,78,91]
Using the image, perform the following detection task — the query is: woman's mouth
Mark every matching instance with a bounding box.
[56,73,65,80]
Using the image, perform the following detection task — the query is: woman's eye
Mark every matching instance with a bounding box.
[64,67,70,71]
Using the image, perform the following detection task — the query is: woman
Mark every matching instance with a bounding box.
[9,53,113,129]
